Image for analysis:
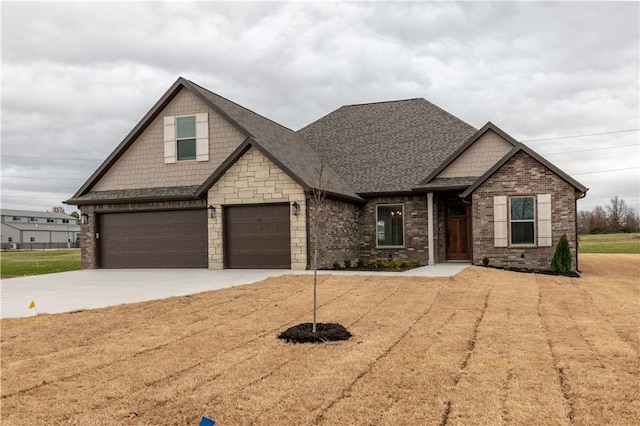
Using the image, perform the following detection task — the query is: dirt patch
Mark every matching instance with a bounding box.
[278,322,352,344]
[1,254,638,425]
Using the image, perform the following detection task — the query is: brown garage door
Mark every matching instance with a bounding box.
[98,210,207,268]
[224,204,291,269]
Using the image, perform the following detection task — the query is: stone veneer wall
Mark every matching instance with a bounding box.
[94,88,245,191]
[207,147,307,270]
[308,197,361,269]
[358,195,431,265]
[471,151,579,271]
[79,199,206,269]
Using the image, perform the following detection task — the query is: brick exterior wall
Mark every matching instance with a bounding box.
[307,198,361,268]
[79,199,207,269]
[357,195,433,265]
[207,147,307,270]
[93,88,245,191]
[438,130,513,178]
[471,151,579,271]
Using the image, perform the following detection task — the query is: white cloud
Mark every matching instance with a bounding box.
[1,1,638,213]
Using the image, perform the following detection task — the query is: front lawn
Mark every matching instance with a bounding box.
[0,249,81,278]
[579,232,640,253]
[1,254,638,425]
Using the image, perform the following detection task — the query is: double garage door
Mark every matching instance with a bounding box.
[98,205,291,269]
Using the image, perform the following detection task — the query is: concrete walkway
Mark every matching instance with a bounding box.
[0,263,469,319]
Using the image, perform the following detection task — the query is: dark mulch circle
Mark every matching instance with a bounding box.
[278,322,352,344]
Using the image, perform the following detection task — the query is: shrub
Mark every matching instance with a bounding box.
[386,259,400,270]
[332,261,342,270]
[551,234,572,274]
[344,259,351,268]
[407,259,422,268]
[356,258,366,268]
[482,256,490,267]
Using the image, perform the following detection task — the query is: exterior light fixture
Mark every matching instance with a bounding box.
[208,205,216,218]
[292,201,300,216]
[80,213,89,225]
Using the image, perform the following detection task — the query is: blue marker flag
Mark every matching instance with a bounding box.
[199,416,215,426]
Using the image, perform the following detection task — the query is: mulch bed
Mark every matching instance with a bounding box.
[278,322,352,344]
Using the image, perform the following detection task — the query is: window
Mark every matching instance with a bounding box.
[30,237,35,242]
[510,196,535,245]
[29,217,38,222]
[8,237,13,243]
[12,216,21,221]
[164,113,208,163]
[376,204,404,247]
[176,116,197,161]
[47,218,55,223]
[62,219,69,224]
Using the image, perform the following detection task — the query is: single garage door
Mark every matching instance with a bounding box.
[224,204,291,269]
[99,210,207,268]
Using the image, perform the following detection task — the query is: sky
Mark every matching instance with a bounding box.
[2,1,639,215]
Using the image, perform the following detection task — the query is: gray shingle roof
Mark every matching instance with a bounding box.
[1,209,76,220]
[69,186,200,204]
[188,81,361,200]
[297,99,477,194]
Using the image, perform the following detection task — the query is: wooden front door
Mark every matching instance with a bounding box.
[446,201,471,261]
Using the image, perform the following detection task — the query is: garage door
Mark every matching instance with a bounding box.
[99,210,207,268]
[224,204,291,269]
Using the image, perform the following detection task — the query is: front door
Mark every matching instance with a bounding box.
[446,200,471,261]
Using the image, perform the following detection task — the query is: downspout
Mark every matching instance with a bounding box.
[575,191,587,273]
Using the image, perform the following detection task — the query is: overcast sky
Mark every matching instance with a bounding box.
[2,1,639,215]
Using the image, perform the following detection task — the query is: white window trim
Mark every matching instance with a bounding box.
[509,195,536,247]
[175,114,198,162]
[375,203,405,248]
[164,113,209,164]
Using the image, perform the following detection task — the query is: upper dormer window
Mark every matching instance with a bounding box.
[29,217,38,222]
[163,113,209,163]
[47,218,55,223]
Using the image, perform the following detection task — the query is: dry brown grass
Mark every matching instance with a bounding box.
[1,254,638,425]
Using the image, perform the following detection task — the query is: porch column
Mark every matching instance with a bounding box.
[427,192,435,265]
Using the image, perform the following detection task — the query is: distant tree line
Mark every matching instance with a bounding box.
[578,196,640,234]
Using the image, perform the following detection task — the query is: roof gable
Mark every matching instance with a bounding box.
[419,122,518,186]
[69,78,359,203]
[461,143,589,198]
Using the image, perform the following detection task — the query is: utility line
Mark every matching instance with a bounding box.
[571,166,640,176]
[540,143,639,156]
[522,129,639,142]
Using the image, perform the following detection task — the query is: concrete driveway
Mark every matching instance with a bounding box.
[0,263,469,319]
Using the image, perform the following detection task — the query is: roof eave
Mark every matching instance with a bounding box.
[65,193,201,206]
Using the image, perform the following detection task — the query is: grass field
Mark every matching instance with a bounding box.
[579,232,640,253]
[1,254,638,425]
[0,249,81,278]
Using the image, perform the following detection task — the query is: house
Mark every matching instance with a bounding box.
[66,77,587,272]
[1,209,80,249]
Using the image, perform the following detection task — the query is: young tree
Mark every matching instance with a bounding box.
[307,158,329,333]
[588,206,608,233]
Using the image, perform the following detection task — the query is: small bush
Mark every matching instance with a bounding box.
[407,259,422,268]
[356,258,366,268]
[344,259,351,268]
[386,259,400,270]
[551,234,572,274]
[332,261,342,270]
[482,256,490,267]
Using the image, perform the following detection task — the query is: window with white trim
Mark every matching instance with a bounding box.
[510,196,535,245]
[163,113,209,163]
[376,204,404,247]
[176,116,197,161]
